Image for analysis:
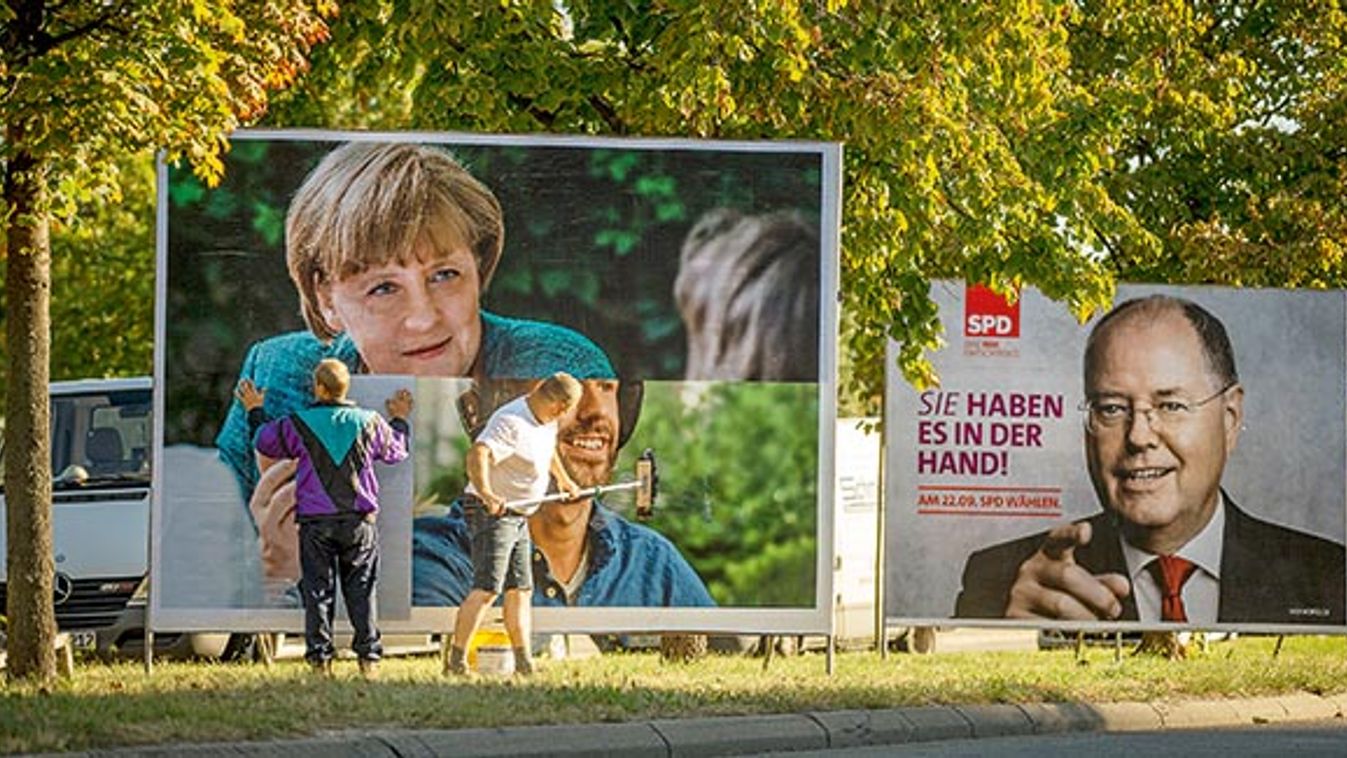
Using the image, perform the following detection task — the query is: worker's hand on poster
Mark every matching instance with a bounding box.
[234,379,266,412]
[386,388,414,420]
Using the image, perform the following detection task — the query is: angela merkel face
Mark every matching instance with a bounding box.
[318,240,483,377]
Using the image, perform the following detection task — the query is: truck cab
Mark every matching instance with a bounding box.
[0,377,233,658]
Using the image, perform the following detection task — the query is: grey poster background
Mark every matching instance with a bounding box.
[156,376,413,620]
[884,283,1347,621]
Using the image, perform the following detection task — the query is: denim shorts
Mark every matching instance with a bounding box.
[464,496,533,594]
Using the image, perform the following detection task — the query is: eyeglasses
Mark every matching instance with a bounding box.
[1079,382,1237,436]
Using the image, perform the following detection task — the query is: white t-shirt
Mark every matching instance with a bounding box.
[466,395,558,509]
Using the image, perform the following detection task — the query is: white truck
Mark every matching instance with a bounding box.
[0,377,242,659]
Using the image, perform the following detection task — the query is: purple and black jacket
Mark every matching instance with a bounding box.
[248,401,410,522]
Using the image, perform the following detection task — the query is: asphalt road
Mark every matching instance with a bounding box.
[761,720,1347,757]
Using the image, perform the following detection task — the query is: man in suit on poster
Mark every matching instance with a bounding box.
[955,295,1345,625]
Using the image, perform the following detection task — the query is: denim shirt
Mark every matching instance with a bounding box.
[412,499,715,608]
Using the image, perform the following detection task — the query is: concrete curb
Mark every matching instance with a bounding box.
[1014,702,1105,734]
[1156,698,1242,728]
[86,693,1346,757]
[651,714,827,757]
[953,704,1033,738]
[1276,692,1342,722]
[384,722,669,757]
[1323,691,1347,718]
[807,709,917,748]
[1092,701,1166,731]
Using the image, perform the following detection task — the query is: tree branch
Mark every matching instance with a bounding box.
[1089,220,1124,262]
[587,94,627,134]
[937,174,978,225]
[2,0,132,68]
[506,93,557,128]
[45,2,130,48]
[1255,90,1296,127]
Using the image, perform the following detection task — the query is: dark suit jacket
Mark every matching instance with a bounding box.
[954,496,1345,625]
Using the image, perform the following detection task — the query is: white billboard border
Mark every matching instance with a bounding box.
[151,128,840,636]
[880,282,1347,637]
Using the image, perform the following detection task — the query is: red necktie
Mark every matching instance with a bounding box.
[1151,555,1197,622]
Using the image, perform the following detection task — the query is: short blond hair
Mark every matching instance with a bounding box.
[286,142,505,341]
[313,358,351,400]
[535,371,582,408]
[675,208,819,380]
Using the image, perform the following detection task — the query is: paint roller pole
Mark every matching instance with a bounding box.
[502,450,658,516]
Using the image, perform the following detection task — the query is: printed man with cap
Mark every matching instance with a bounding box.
[413,364,714,614]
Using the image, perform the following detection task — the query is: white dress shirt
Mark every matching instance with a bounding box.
[1120,496,1225,624]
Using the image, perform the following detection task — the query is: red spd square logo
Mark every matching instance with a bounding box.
[964,284,1020,338]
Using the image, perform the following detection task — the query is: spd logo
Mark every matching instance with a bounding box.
[964,283,1020,338]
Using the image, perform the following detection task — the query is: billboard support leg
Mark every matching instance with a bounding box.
[55,633,74,678]
[826,634,835,676]
[875,403,888,660]
[1273,635,1285,658]
[143,630,153,675]
[761,635,776,672]
[258,633,277,668]
[1114,631,1122,662]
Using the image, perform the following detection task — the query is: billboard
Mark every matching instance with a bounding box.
[151,131,840,635]
[885,282,1347,633]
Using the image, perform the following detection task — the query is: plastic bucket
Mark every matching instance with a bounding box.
[468,628,515,675]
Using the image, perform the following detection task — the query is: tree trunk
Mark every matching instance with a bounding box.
[1133,631,1187,660]
[659,633,708,663]
[3,133,57,683]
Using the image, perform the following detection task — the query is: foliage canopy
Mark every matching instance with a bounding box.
[1,0,335,393]
[7,1,1345,405]
[264,0,1347,407]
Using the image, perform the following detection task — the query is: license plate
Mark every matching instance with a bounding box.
[69,630,97,649]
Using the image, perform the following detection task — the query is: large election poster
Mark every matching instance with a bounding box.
[885,282,1347,633]
[151,131,840,635]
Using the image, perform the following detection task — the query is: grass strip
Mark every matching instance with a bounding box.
[1,634,1343,754]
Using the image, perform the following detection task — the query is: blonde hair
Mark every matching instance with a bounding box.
[286,142,505,341]
[675,209,819,380]
[535,371,583,408]
[313,358,351,400]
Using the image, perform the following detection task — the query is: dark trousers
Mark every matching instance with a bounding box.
[299,516,382,663]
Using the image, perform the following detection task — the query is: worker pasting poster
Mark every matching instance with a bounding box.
[151,131,841,636]
[885,282,1347,633]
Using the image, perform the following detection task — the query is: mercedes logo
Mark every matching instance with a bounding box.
[53,572,74,606]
